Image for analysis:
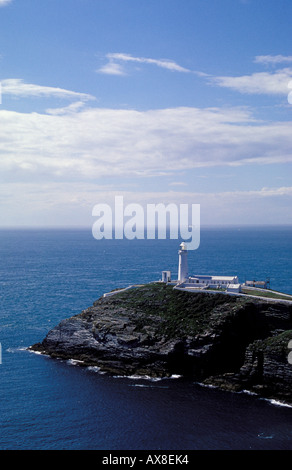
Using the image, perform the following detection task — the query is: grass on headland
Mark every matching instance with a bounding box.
[111,282,239,338]
[241,287,292,301]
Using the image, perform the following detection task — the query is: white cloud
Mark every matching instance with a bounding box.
[98,61,127,76]
[1,79,94,101]
[46,101,87,115]
[0,0,12,6]
[109,53,191,73]
[258,186,292,197]
[211,68,292,95]
[1,183,292,228]
[254,55,292,65]
[169,182,188,187]
[97,52,191,75]
[0,105,291,185]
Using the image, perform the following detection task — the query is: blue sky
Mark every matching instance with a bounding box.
[0,0,292,227]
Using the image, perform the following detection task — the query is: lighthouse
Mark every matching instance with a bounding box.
[178,242,188,283]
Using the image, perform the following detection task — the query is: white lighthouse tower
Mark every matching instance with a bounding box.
[178,242,189,283]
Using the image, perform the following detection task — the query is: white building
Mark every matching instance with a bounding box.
[161,271,172,283]
[178,242,188,283]
[245,280,268,289]
[186,274,239,289]
[227,283,242,293]
[162,242,240,291]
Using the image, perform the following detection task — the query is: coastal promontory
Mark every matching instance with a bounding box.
[30,283,292,404]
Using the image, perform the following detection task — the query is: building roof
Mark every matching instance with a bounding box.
[211,276,238,281]
[191,275,237,281]
[191,275,212,279]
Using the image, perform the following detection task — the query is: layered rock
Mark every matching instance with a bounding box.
[30,283,292,403]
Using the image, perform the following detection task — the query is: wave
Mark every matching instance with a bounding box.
[124,374,183,388]
[195,381,292,408]
[194,381,218,389]
[7,346,29,353]
[112,374,163,382]
[87,365,106,374]
[27,348,50,357]
[67,358,85,366]
[261,397,292,409]
[128,383,169,389]
[257,432,274,440]
[240,389,258,396]
[113,373,183,382]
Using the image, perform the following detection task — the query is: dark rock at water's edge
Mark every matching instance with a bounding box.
[30,283,292,404]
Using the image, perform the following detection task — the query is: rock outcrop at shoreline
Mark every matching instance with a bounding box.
[30,283,292,404]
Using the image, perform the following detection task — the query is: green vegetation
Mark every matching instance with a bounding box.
[250,330,292,355]
[241,287,292,301]
[112,282,238,338]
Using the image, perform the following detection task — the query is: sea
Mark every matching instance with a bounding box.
[1,226,292,451]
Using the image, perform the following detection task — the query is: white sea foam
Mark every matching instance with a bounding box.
[257,432,274,439]
[7,346,28,353]
[114,373,182,382]
[87,366,106,374]
[240,389,258,396]
[113,374,162,381]
[262,398,292,409]
[128,383,169,389]
[67,358,85,366]
[194,381,218,389]
[28,349,44,355]
[196,380,292,409]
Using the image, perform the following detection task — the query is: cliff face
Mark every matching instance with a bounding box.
[30,283,292,403]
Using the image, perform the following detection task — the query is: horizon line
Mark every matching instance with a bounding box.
[1,223,292,231]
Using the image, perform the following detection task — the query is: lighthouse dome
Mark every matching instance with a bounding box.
[180,242,188,251]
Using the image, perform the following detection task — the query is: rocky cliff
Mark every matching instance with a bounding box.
[30,283,292,404]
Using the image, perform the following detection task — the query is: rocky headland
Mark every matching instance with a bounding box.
[30,283,292,404]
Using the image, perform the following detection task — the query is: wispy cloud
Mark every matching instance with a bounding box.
[169,181,188,187]
[0,0,13,6]
[2,183,292,228]
[1,79,95,101]
[97,52,191,75]
[254,55,292,65]
[109,53,191,73]
[0,105,291,185]
[209,55,292,96]
[98,61,126,76]
[46,101,87,115]
[211,68,292,95]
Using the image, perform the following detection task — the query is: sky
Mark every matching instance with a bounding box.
[0,0,292,228]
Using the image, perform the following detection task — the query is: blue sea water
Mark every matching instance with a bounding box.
[1,226,292,450]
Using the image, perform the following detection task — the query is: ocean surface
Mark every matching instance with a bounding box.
[1,226,292,450]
